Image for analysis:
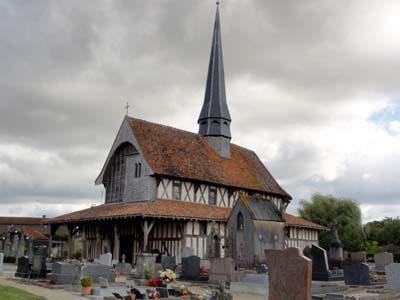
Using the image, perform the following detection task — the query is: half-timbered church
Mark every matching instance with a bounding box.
[49,5,325,266]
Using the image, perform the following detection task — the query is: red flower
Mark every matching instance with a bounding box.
[147,277,163,287]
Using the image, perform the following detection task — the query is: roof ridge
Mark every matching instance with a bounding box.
[128,116,250,151]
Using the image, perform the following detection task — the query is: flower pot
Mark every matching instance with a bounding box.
[81,286,92,296]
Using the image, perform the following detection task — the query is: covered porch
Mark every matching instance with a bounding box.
[47,199,230,264]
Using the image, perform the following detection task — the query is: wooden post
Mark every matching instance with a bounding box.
[113,224,120,262]
[81,224,87,260]
[67,225,75,259]
[141,219,154,253]
[95,226,101,258]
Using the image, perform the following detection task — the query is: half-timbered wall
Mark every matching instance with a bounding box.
[156,177,285,211]
[285,226,320,251]
[184,221,226,259]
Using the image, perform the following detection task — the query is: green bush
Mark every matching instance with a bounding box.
[144,268,152,280]
[81,276,92,287]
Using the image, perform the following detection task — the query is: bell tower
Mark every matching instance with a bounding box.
[198,3,232,158]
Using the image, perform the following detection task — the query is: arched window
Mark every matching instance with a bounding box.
[104,143,136,203]
[237,212,244,231]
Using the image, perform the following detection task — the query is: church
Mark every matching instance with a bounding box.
[48,5,324,267]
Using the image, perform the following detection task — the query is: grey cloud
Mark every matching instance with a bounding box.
[0,1,399,219]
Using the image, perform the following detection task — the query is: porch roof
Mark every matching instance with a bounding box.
[48,199,231,224]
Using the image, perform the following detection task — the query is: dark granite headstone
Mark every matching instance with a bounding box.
[15,256,30,278]
[161,256,176,271]
[181,255,201,280]
[48,262,81,284]
[310,244,331,281]
[343,263,371,285]
[265,248,312,300]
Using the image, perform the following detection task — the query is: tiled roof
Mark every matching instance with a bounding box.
[239,197,282,222]
[0,216,46,225]
[129,118,291,199]
[283,213,327,230]
[48,199,231,224]
[23,228,48,240]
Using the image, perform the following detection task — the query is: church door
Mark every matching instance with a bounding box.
[119,236,133,264]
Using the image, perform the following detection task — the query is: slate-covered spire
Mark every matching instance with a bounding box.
[198,3,231,140]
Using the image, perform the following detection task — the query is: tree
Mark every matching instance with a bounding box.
[298,193,364,251]
[365,218,400,246]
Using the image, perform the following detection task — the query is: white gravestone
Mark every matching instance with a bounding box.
[99,252,112,267]
[374,252,393,272]
[385,263,400,292]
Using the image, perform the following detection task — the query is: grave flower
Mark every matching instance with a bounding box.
[159,269,176,285]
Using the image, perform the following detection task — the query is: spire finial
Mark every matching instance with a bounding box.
[216,1,219,5]
[125,101,130,115]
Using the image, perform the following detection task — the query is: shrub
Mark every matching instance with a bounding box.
[81,276,92,287]
[144,268,152,280]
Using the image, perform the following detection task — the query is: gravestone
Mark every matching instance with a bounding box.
[182,247,194,258]
[385,263,400,292]
[265,247,312,300]
[329,224,344,268]
[99,252,112,267]
[350,251,366,264]
[15,256,30,278]
[343,263,371,285]
[161,255,176,271]
[48,262,81,284]
[181,255,201,280]
[81,263,115,283]
[310,244,331,281]
[209,257,235,284]
[30,254,47,278]
[374,252,393,273]
[0,253,3,275]
[135,253,157,276]
[115,261,132,275]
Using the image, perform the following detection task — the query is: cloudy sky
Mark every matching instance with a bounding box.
[1,1,399,223]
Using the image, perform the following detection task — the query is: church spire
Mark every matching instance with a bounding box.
[198,3,231,140]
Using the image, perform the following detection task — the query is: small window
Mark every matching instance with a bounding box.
[199,221,207,236]
[209,186,217,205]
[237,212,244,231]
[212,120,220,124]
[134,163,142,178]
[172,181,182,200]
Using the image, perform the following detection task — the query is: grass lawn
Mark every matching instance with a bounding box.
[0,284,46,300]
